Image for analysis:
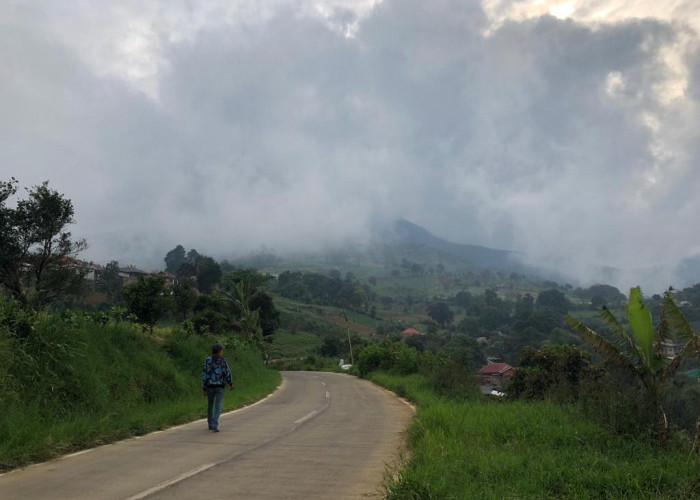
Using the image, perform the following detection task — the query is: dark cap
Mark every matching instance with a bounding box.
[211,343,223,355]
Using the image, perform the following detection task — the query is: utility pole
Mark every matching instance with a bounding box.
[340,309,354,365]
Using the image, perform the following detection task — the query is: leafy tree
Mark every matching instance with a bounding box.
[99,260,123,303]
[192,294,230,335]
[216,270,278,344]
[250,291,280,338]
[0,179,87,308]
[319,335,342,357]
[567,287,700,442]
[515,293,535,316]
[507,345,596,401]
[221,269,278,338]
[484,288,499,307]
[171,279,197,320]
[536,289,570,315]
[427,301,454,326]
[186,248,200,264]
[123,275,168,333]
[195,255,222,293]
[176,261,197,278]
[574,284,626,306]
[455,291,472,309]
[164,245,186,274]
[457,316,481,337]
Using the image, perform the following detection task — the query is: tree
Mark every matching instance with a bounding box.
[319,335,342,357]
[195,255,222,293]
[455,291,472,309]
[123,275,168,333]
[250,291,280,338]
[0,179,87,307]
[566,287,700,442]
[99,260,123,303]
[484,288,499,306]
[507,345,596,401]
[171,279,197,320]
[217,270,273,344]
[164,245,186,274]
[515,293,535,316]
[427,301,454,327]
[177,261,197,278]
[186,249,200,264]
[536,289,570,315]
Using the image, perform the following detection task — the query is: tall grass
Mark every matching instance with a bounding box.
[0,309,280,471]
[369,372,700,500]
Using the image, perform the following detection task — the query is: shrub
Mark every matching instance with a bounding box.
[357,340,419,376]
[507,344,595,402]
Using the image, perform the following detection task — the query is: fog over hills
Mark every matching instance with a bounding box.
[3,1,700,294]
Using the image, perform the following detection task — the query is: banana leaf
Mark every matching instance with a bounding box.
[627,287,654,366]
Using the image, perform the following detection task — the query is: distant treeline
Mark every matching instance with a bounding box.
[274,271,372,311]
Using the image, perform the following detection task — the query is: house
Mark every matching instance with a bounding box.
[660,339,682,358]
[478,362,514,389]
[401,327,422,339]
[156,271,178,286]
[119,266,149,285]
[85,262,105,284]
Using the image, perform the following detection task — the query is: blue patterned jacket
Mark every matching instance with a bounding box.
[201,355,233,389]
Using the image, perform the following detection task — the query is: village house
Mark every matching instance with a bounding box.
[478,362,514,393]
[119,266,149,285]
[155,271,178,287]
[400,327,422,339]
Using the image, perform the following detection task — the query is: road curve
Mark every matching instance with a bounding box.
[0,371,414,500]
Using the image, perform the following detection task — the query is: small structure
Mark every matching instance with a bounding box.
[156,271,178,286]
[478,362,514,390]
[400,327,422,339]
[660,340,682,358]
[119,266,149,285]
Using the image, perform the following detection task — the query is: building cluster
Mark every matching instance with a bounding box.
[81,262,178,287]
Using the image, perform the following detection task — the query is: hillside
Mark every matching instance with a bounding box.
[375,219,519,270]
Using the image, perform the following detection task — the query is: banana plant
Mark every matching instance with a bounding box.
[566,287,700,442]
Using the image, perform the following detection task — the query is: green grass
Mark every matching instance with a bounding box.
[0,315,280,471]
[368,373,700,500]
[268,329,322,358]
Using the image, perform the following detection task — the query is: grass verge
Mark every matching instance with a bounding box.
[0,316,280,471]
[368,372,700,500]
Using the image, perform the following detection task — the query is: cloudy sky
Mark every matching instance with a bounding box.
[2,0,699,291]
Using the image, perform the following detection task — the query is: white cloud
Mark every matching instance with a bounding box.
[1,0,699,291]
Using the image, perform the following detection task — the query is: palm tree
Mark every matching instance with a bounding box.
[566,287,700,442]
[217,275,263,346]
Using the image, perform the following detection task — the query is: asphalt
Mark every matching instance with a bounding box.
[0,371,414,499]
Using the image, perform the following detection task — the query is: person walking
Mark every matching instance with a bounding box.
[201,343,233,432]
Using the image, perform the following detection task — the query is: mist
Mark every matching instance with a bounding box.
[2,0,699,292]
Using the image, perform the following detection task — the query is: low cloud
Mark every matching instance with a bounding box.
[1,0,699,291]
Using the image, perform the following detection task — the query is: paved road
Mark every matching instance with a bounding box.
[0,371,414,499]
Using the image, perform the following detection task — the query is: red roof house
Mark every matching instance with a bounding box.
[478,363,514,376]
[401,327,422,339]
[478,363,514,388]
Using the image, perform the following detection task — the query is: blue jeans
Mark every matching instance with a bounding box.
[206,386,225,430]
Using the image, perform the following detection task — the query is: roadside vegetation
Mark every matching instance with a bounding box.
[354,288,700,499]
[0,304,280,471]
[370,372,698,499]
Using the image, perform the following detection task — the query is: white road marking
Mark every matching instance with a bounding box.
[124,463,216,500]
[61,449,94,459]
[326,391,330,399]
[293,410,319,425]
[321,381,327,387]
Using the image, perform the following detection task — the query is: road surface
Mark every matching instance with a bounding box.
[0,371,414,499]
